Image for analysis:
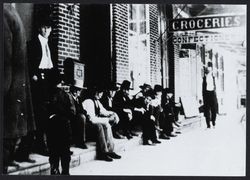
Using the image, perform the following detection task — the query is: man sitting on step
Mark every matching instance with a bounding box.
[82,86,122,162]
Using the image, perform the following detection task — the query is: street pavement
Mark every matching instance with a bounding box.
[71,110,246,176]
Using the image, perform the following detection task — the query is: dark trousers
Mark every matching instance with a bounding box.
[203,91,217,128]
[142,116,157,142]
[3,138,20,174]
[117,112,131,135]
[86,122,114,156]
[14,132,35,160]
[70,114,86,145]
[47,115,71,175]
[31,69,56,152]
[160,113,174,136]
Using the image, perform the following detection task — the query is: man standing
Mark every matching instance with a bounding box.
[3,3,35,172]
[202,62,218,129]
[27,15,59,155]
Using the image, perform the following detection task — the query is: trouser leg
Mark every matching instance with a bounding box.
[211,104,217,126]
[94,124,108,155]
[3,138,19,174]
[101,123,114,152]
[60,147,71,175]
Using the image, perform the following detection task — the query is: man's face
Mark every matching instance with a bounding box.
[109,90,116,98]
[95,92,103,100]
[144,96,152,105]
[39,25,52,39]
[155,91,162,97]
[166,93,173,100]
[122,89,129,96]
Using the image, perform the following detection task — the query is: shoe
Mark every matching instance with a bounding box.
[125,133,133,140]
[129,131,139,136]
[51,168,60,175]
[152,139,161,144]
[9,161,20,168]
[108,152,121,159]
[159,134,170,140]
[113,131,126,139]
[143,140,155,145]
[98,154,113,162]
[175,131,182,134]
[168,133,177,137]
[15,157,36,163]
[75,143,88,149]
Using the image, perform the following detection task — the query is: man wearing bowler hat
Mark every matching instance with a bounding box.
[113,80,134,139]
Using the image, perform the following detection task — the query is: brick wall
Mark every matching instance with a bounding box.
[51,3,80,74]
[112,4,129,84]
[149,4,161,86]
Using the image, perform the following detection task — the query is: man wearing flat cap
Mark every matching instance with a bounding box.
[113,80,134,139]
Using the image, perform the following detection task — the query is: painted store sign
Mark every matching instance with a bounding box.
[169,15,245,32]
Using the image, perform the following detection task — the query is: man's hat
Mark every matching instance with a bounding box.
[207,61,213,67]
[163,88,173,94]
[154,84,163,92]
[120,80,131,90]
[89,85,105,93]
[107,82,119,91]
[139,83,151,90]
[144,89,155,99]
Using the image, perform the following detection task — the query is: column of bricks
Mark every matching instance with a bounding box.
[149,4,161,86]
[51,3,80,74]
[112,4,129,84]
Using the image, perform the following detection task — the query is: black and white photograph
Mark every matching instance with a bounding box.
[2,2,247,176]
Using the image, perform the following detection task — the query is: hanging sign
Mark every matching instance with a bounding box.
[172,34,244,44]
[169,15,245,32]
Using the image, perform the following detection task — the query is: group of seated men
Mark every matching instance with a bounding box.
[9,79,182,175]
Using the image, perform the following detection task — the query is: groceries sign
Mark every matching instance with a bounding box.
[169,15,245,32]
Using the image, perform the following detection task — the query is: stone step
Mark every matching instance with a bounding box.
[7,135,142,175]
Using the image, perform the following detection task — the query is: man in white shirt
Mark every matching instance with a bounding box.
[82,86,121,162]
[202,62,218,129]
[27,16,60,156]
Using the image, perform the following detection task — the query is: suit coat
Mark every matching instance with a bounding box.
[4,5,35,138]
[27,35,57,79]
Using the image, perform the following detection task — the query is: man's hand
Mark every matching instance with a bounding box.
[32,75,38,81]
[134,107,146,114]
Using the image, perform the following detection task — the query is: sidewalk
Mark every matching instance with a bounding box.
[71,110,246,176]
[7,109,246,175]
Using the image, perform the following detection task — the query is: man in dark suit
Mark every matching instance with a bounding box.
[202,62,218,129]
[3,4,36,173]
[27,16,59,155]
[68,86,88,149]
[113,80,134,139]
[100,83,124,139]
